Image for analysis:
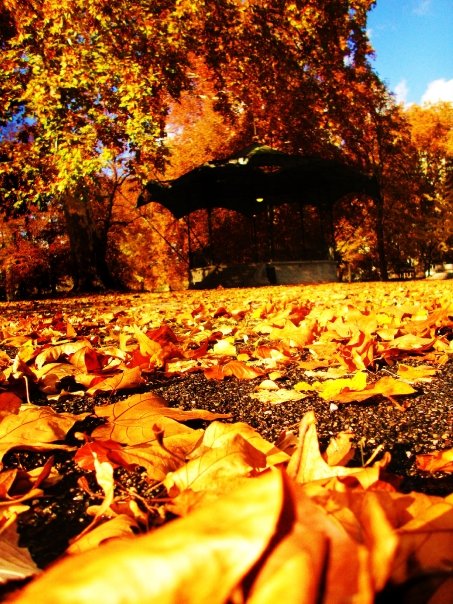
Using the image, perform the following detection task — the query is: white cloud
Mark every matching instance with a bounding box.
[421,78,453,104]
[394,79,410,105]
[413,0,432,16]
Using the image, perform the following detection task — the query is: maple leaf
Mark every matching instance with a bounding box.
[0,525,39,584]
[204,360,264,380]
[11,470,286,604]
[0,406,85,465]
[93,392,229,446]
[0,393,22,419]
[287,411,389,488]
[85,366,144,395]
[416,449,453,473]
[165,421,289,501]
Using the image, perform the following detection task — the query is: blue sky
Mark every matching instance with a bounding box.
[367,0,453,105]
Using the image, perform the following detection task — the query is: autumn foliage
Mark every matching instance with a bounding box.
[0,281,451,602]
[0,1,452,293]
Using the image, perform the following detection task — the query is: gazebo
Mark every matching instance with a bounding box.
[138,144,379,287]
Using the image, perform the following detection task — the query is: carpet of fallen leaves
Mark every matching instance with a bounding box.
[0,281,452,603]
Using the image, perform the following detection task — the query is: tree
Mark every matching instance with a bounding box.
[1,0,411,289]
[405,102,453,271]
[1,0,204,289]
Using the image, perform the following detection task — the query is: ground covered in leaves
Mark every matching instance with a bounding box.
[0,281,451,603]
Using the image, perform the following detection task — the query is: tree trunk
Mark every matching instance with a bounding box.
[62,183,112,291]
[375,193,388,281]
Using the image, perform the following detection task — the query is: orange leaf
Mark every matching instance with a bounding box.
[165,421,289,497]
[110,431,203,481]
[287,411,388,488]
[86,366,144,395]
[204,360,263,380]
[74,440,123,471]
[12,470,286,604]
[416,448,453,473]
[67,514,137,555]
[397,363,437,383]
[93,393,228,446]
[133,325,164,367]
[0,405,87,463]
[0,392,22,418]
[326,375,416,404]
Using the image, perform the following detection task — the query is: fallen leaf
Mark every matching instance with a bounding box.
[0,525,40,584]
[92,393,230,446]
[397,363,437,383]
[287,411,388,488]
[12,470,286,604]
[416,448,453,473]
[0,406,86,464]
[0,393,22,418]
[66,515,138,555]
[323,431,355,466]
[204,360,263,380]
[323,376,416,404]
[86,366,144,395]
[110,431,204,481]
[249,389,308,405]
[212,339,237,356]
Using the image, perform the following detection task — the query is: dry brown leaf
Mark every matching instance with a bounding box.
[0,406,86,463]
[66,515,137,555]
[416,448,453,473]
[110,431,204,481]
[0,525,40,584]
[287,411,388,488]
[93,393,230,446]
[0,392,22,419]
[391,493,453,587]
[323,431,355,466]
[12,470,286,604]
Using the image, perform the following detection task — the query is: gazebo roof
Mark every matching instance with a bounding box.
[137,143,379,218]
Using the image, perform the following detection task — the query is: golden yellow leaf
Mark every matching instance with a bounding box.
[397,363,437,382]
[316,371,368,400]
[111,431,204,481]
[325,376,416,404]
[93,393,229,446]
[391,494,453,586]
[0,406,86,463]
[287,411,387,489]
[86,366,144,395]
[12,470,286,604]
[67,515,137,555]
[416,448,453,473]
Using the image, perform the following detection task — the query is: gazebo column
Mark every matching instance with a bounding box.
[317,203,335,259]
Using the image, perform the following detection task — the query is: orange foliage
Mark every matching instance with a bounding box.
[0,281,451,601]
